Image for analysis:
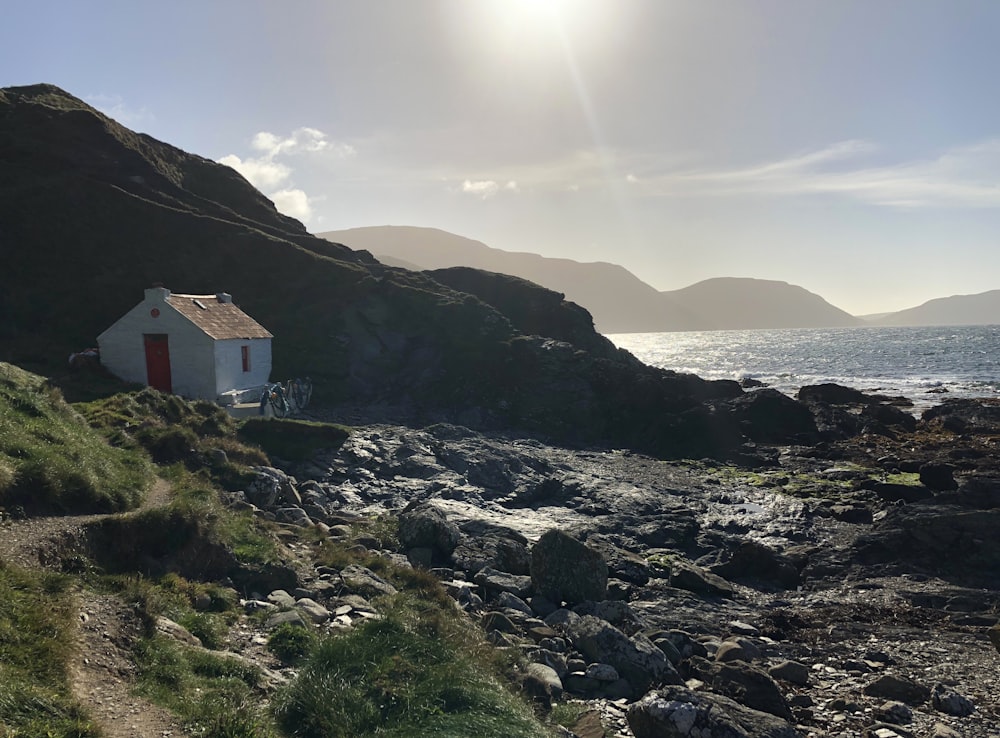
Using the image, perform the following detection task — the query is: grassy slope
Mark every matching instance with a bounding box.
[0,367,556,737]
[0,363,152,513]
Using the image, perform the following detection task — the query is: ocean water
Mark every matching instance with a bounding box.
[608,325,1000,412]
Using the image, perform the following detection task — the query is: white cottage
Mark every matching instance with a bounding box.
[98,287,273,401]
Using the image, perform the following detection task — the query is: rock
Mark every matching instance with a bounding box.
[929,722,964,738]
[768,660,809,686]
[482,611,517,634]
[874,701,913,724]
[274,506,313,526]
[863,674,931,705]
[565,615,680,693]
[569,710,608,738]
[861,403,918,432]
[687,656,793,721]
[530,529,608,605]
[920,462,958,491]
[723,388,818,444]
[715,641,754,663]
[524,662,563,700]
[627,684,802,738]
[474,565,533,599]
[155,616,202,647]
[266,590,297,608]
[988,623,1000,653]
[295,597,330,624]
[798,383,875,405]
[451,533,530,575]
[670,559,735,598]
[710,540,799,590]
[398,502,461,556]
[494,591,533,615]
[872,482,933,504]
[265,610,307,630]
[931,684,975,716]
[339,564,398,598]
[585,663,620,681]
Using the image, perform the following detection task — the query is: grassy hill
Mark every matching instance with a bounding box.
[0,83,757,459]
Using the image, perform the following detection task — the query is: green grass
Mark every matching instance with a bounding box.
[237,417,349,462]
[77,388,268,490]
[273,596,549,738]
[0,564,99,737]
[133,636,275,738]
[0,362,153,514]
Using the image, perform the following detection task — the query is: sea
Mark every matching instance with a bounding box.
[607,324,1000,413]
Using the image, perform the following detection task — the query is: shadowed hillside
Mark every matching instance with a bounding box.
[0,83,778,459]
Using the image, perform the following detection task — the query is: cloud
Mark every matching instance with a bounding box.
[217,154,291,190]
[269,189,312,220]
[219,127,354,222]
[461,179,519,199]
[632,139,1000,208]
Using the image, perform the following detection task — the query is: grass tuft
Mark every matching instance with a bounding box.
[274,594,548,738]
[0,362,152,513]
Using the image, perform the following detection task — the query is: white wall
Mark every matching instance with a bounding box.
[98,293,198,390]
[213,338,272,396]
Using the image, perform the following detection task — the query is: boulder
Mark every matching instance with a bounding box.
[398,502,461,556]
[863,674,930,705]
[565,615,680,693]
[919,462,958,491]
[670,558,735,598]
[722,388,818,444]
[768,660,809,686]
[474,566,533,599]
[797,383,874,405]
[687,656,792,721]
[931,684,974,717]
[627,685,802,738]
[451,533,531,575]
[530,529,608,605]
[860,403,918,432]
[523,662,563,701]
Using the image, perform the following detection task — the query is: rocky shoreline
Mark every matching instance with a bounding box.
[228,387,1000,738]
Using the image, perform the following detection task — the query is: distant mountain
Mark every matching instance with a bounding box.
[317,226,670,333]
[661,278,861,331]
[318,226,861,332]
[868,290,1000,327]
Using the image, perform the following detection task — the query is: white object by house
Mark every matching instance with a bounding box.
[98,287,273,401]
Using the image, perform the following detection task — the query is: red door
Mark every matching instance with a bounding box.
[143,334,172,392]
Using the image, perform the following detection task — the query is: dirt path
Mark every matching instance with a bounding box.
[0,478,189,737]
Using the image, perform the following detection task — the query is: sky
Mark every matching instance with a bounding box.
[4,0,1000,316]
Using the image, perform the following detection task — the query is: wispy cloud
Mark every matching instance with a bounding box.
[634,139,1000,208]
[219,127,354,222]
[460,179,519,199]
[445,140,1000,210]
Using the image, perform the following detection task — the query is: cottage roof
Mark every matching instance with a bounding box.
[167,293,273,340]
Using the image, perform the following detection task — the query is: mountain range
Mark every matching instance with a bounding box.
[318,226,999,332]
